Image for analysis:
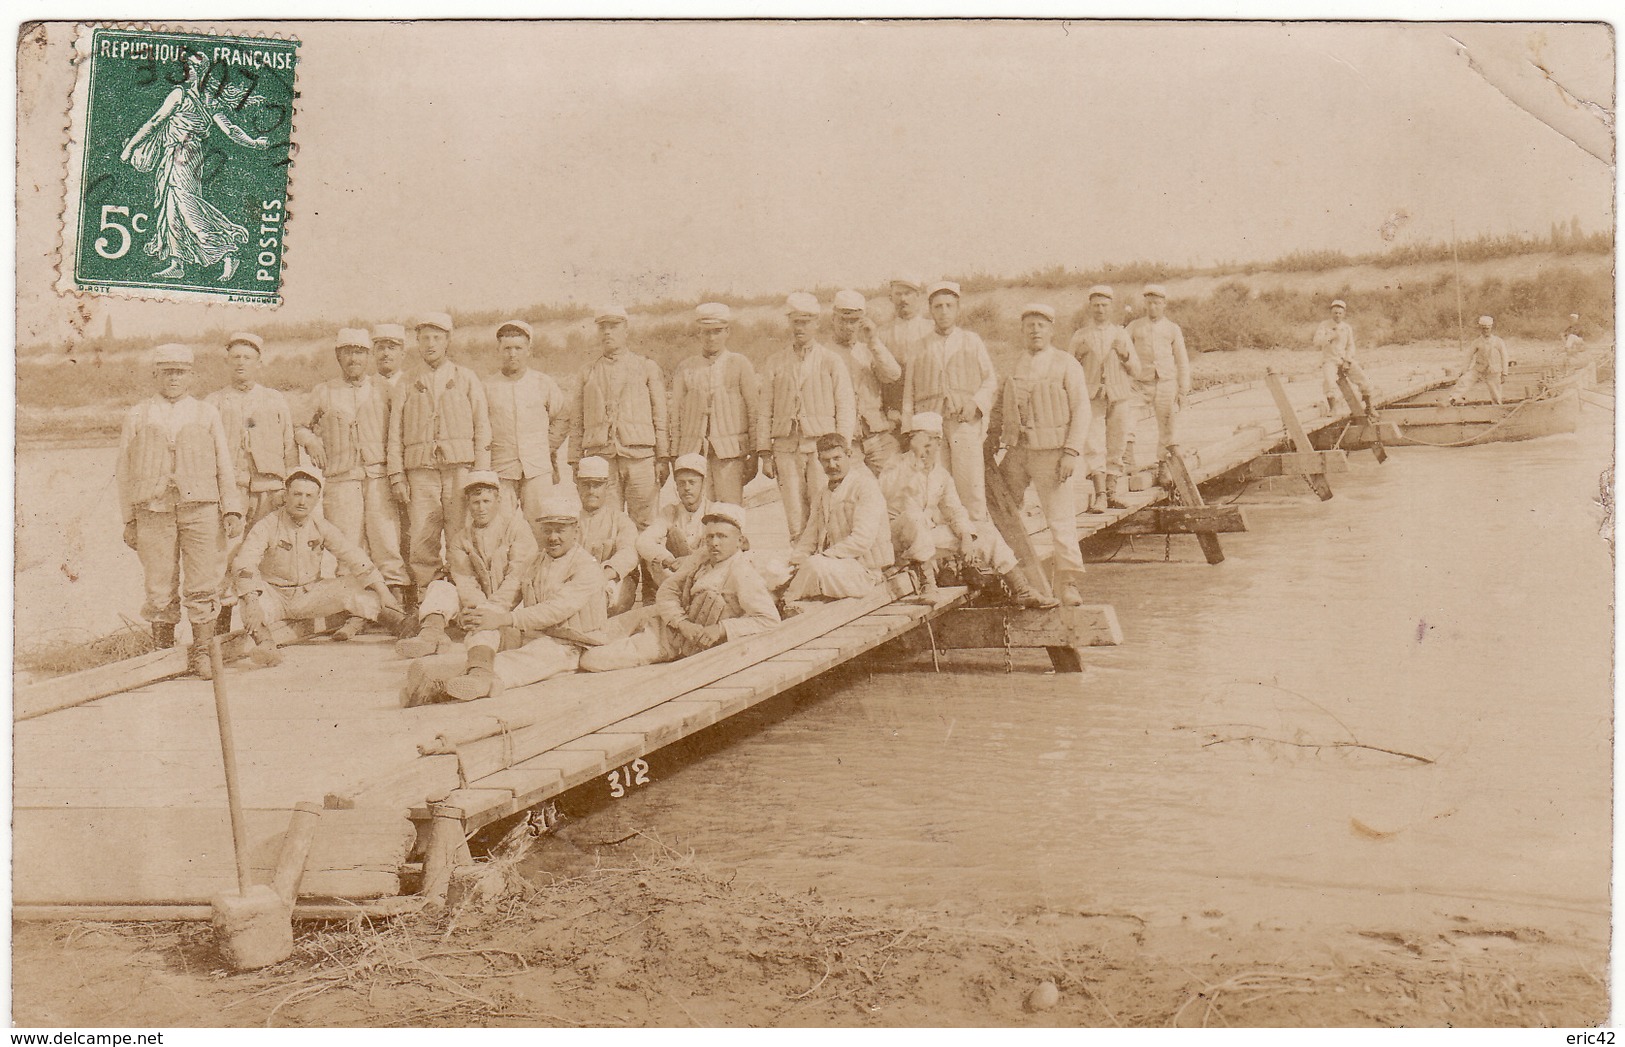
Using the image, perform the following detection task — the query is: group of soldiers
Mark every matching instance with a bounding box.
[119,277,1372,704]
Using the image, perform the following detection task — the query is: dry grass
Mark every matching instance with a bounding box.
[15,616,157,677]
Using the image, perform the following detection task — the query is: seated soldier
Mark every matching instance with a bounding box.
[576,455,640,614]
[233,465,404,666]
[581,503,779,672]
[405,487,608,705]
[783,434,893,601]
[396,470,537,658]
[636,452,712,589]
[880,412,1053,608]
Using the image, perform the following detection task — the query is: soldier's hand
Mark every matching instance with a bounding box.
[300,435,327,471]
[1056,452,1078,484]
[123,520,139,551]
[698,623,727,647]
[391,480,410,505]
[858,317,877,343]
[656,456,673,486]
[223,513,244,540]
[760,455,776,480]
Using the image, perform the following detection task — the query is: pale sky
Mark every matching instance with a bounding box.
[16,19,1615,344]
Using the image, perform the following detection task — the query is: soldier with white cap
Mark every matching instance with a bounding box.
[569,304,670,530]
[407,486,608,705]
[882,275,934,429]
[994,304,1087,603]
[636,452,714,587]
[902,280,999,521]
[117,342,244,676]
[297,328,382,556]
[880,412,1046,607]
[1067,286,1144,511]
[1451,315,1509,404]
[360,323,411,607]
[1125,285,1191,466]
[757,292,857,543]
[581,502,780,672]
[1563,313,1586,358]
[230,464,405,666]
[1314,299,1375,417]
[387,312,493,592]
[829,289,904,473]
[668,302,761,504]
[576,454,641,614]
[485,318,568,523]
[395,470,537,660]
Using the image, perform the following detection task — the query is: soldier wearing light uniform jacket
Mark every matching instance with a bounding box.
[881,275,934,435]
[903,280,999,522]
[1315,299,1375,417]
[484,319,568,523]
[1067,286,1143,511]
[783,434,893,601]
[1450,315,1510,405]
[569,304,670,529]
[297,328,382,557]
[1125,285,1191,467]
[575,455,641,615]
[668,302,761,505]
[829,289,904,474]
[637,453,713,588]
[362,324,411,608]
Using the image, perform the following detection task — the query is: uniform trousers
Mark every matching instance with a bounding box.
[1085,396,1138,478]
[1000,447,1084,573]
[322,477,365,550]
[771,443,823,544]
[414,579,502,652]
[785,555,881,601]
[135,502,226,625]
[705,453,747,506]
[490,634,583,689]
[406,464,470,586]
[220,488,285,612]
[499,475,550,527]
[604,454,658,530]
[1452,369,1505,404]
[1143,380,1180,456]
[363,474,410,588]
[251,576,381,631]
[1323,360,1375,410]
[580,617,720,672]
[942,416,988,522]
[891,513,1017,573]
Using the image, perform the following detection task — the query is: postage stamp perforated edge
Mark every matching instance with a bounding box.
[54,21,302,308]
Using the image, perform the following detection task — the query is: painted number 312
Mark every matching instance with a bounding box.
[95,204,150,260]
[606,758,650,799]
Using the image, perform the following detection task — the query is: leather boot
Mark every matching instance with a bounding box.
[241,596,282,667]
[1086,473,1108,513]
[152,622,177,650]
[906,560,940,605]
[392,584,417,616]
[1106,475,1130,510]
[215,603,235,635]
[396,613,451,659]
[333,615,368,642]
[188,618,217,679]
[377,606,408,635]
[444,645,501,702]
[1002,568,1059,610]
[402,654,463,708]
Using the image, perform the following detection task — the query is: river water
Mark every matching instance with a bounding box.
[13,410,1614,950]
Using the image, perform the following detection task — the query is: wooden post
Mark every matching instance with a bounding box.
[208,638,252,894]
[270,802,324,907]
[1161,450,1226,564]
[1264,370,1335,500]
[1338,373,1388,463]
[419,805,472,908]
[983,449,1057,600]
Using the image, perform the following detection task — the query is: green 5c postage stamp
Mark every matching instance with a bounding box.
[58,26,299,305]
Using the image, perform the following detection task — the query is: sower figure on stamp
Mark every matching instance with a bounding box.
[396,470,537,661]
[993,303,1086,608]
[569,305,670,530]
[1450,315,1510,405]
[1316,299,1375,417]
[668,302,761,506]
[407,487,609,705]
[117,343,244,677]
[582,503,780,672]
[637,453,712,590]
[881,275,935,446]
[388,312,493,593]
[903,280,998,521]
[782,434,893,602]
[757,293,856,544]
[1067,286,1143,512]
[296,328,377,561]
[1125,285,1191,478]
[829,289,904,475]
[881,412,1030,607]
[575,456,642,615]
[361,324,412,612]
[206,331,297,631]
[485,319,567,524]
[232,465,405,665]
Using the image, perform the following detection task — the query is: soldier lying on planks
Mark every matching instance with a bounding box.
[233,465,406,666]
[576,455,641,615]
[580,503,780,671]
[394,470,537,659]
[637,453,713,590]
[880,412,1047,607]
[403,487,609,706]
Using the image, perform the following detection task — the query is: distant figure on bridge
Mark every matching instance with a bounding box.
[569,304,670,529]
[1450,315,1509,405]
[298,329,383,562]
[1068,285,1143,512]
[881,275,934,443]
[903,280,998,521]
[668,302,760,505]
[362,325,412,612]
[581,503,779,672]
[1563,314,1587,360]
[829,289,904,474]
[1316,299,1375,418]
[782,434,893,602]
[637,453,713,589]
[1125,285,1191,473]
[576,455,641,614]
[484,319,567,524]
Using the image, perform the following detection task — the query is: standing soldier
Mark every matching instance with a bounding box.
[575,455,641,615]
[485,319,567,522]
[881,275,933,438]
[1125,285,1191,469]
[1068,286,1143,511]
[1450,315,1510,405]
[996,304,1087,606]
[1563,313,1586,360]
[117,344,243,677]
[667,302,760,505]
[1315,299,1375,416]
[296,328,375,553]
[387,312,493,592]
[829,289,904,473]
[361,324,411,609]
[757,292,856,543]
[903,280,998,521]
[569,305,670,529]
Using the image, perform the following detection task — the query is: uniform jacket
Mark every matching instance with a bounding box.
[510,543,608,643]
[1465,334,1509,376]
[232,509,382,593]
[881,314,934,415]
[656,551,780,645]
[795,464,893,570]
[832,338,903,436]
[486,369,567,481]
[117,395,243,522]
[579,504,640,580]
[1313,320,1357,364]
[903,327,998,430]
[207,384,297,493]
[570,351,669,460]
[757,343,856,448]
[387,361,492,477]
[636,497,710,566]
[995,346,1091,454]
[448,507,539,611]
[1126,316,1191,395]
[1068,321,1143,403]
[300,377,385,482]
[357,372,402,476]
[668,350,760,460]
[879,455,973,539]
